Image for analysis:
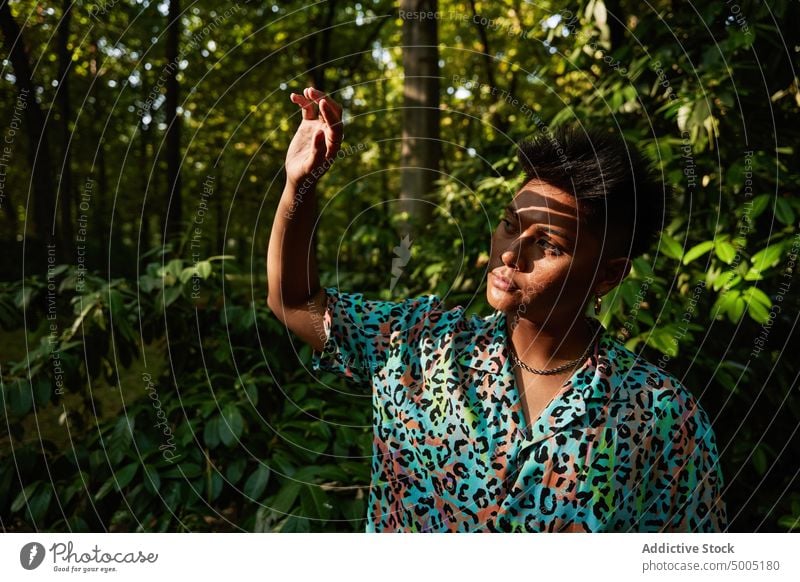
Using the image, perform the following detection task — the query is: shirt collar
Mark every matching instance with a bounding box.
[456,309,615,403]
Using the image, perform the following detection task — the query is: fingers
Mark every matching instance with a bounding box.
[290,92,317,120]
[305,87,342,117]
[303,88,343,159]
[319,99,344,159]
[292,87,346,160]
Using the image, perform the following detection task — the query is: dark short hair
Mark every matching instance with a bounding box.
[516,125,668,258]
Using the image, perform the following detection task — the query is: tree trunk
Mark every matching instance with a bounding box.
[165,0,182,242]
[0,1,55,243]
[400,0,440,235]
[305,0,337,91]
[88,35,108,253]
[139,122,150,250]
[57,0,73,257]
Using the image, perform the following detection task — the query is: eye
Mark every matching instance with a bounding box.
[537,238,563,256]
[500,217,517,234]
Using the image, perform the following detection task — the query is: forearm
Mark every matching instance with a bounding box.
[267,179,321,309]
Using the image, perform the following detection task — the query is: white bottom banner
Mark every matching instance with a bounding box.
[1,533,797,581]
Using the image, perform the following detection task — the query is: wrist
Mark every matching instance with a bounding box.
[285,175,318,194]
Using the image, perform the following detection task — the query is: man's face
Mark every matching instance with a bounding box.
[487,179,607,326]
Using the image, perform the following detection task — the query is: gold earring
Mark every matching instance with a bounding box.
[594,294,602,316]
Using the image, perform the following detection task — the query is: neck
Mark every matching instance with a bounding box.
[505,312,598,370]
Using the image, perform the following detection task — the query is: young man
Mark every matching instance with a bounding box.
[267,87,726,532]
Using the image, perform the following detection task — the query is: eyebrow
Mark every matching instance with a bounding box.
[504,205,575,243]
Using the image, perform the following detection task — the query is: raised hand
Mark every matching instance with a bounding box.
[285,87,344,188]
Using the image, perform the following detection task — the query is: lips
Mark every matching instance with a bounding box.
[490,271,518,291]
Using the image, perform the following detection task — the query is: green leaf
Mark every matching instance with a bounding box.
[11,482,39,513]
[163,285,183,308]
[746,300,770,323]
[165,259,184,280]
[301,484,331,520]
[219,404,244,447]
[682,240,715,265]
[631,257,654,278]
[637,311,655,326]
[750,243,784,273]
[715,240,737,264]
[203,417,220,448]
[617,280,639,307]
[162,462,202,479]
[143,465,161,494]
[6,380,33,416]
[138,274,154,293]
[271,480,302,515]
[742,286,772,323]
[94,479,114,501]
[342,496,366,523]
[226,458,247,484]
[207,471,223,502]
[713,270,740,292]
[742,286,771,307]
[27,485,52,523]
[743,265,764,281]
[108,289,124,318]
[645,326,679,357]
[713,290,745,322]
[109,415,135,463]
[659,233,684,261]
[775,197,795,225]
[243,382,258,405]
[95,463,138,501]
[179,267,195,284]
[749,194,770,218]
[8,379,33,416]
[195,261,212,279]
[244,465,271,499]
[15,286,34,309]
[115,463,139,490]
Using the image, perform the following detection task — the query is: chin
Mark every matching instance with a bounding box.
[486,283,517,313]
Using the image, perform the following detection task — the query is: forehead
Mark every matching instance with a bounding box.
[507,180,580,230]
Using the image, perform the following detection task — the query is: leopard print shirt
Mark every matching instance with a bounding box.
[311,287,727,532]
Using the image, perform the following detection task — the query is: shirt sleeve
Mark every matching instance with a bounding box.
[310,286,442,385]
[644,386,728,532]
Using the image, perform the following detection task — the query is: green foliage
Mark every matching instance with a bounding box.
[1,0,798,532]
[0,254,369,532]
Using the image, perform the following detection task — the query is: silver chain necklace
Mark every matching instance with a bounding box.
[508,318,599,375]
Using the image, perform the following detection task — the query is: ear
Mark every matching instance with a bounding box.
[593,256,632,296]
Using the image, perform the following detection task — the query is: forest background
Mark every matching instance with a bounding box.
[1,0,798,532]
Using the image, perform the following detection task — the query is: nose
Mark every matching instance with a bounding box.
[500,241,525,272]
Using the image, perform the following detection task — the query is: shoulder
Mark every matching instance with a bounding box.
[321,285,476,343]
[602,333,713,437]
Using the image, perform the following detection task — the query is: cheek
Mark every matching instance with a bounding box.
[520,262,573,293]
